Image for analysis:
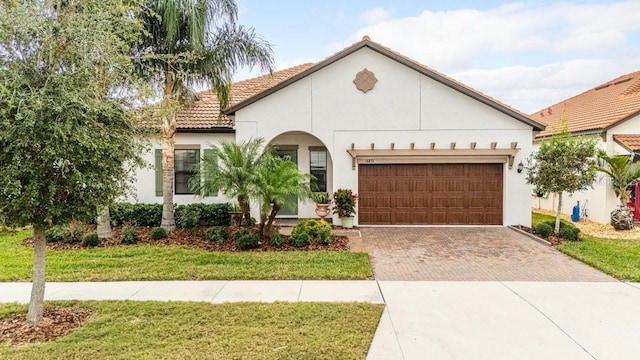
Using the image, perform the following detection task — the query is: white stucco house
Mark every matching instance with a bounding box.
[531,70,640,223]
[131,37,545,227]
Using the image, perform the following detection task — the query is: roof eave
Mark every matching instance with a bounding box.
[612,137,636,153]
[534,128,605,141]
[176,127,235,133]
[224,40,545,131]
[603,109,640,132]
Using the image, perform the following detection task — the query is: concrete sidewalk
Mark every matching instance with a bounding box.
[2,280,640,359]
[0,280,384,304]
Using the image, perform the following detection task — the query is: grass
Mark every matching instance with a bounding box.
[0,230,373,281]
[0,301,384,359]
[557,236,640,281]
[532,211,640,281]
[532,211,556,227]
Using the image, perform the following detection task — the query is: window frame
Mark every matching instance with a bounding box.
[174,148,200,195]
[309,148,328,192]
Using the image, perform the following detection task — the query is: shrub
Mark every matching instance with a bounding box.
[45,224,83,243]
[110,203,162,227]
[82,233,100,247]
[290,231,311,247]
[175,206,200,228]
[68,226,84,243]
[290,219,333,246]
[175,203,231,228]
[150,227,167,240]
[235,228,259,250]
[121,226,139,244]
[109,202,231,228]
[535,223,553,239]
[543,220,580,239]
[271,229,284,247]
[45,226,66,243]
[206,226,227,243]
[559,226,580,241]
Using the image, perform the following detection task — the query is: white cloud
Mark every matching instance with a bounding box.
[360,7,392,25]
[453,55,640,113]
[342,1,640,112]
[349,1,640,71]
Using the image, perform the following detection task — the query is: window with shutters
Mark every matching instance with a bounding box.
[155,148,203,196]
[174,149,199,194]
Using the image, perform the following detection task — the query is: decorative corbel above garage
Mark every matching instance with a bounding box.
[346,142,520,170]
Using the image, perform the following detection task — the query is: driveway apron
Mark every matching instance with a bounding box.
[360,227,614,281]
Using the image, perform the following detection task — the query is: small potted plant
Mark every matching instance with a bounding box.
[312,192,331,221]
[332,188,357,228]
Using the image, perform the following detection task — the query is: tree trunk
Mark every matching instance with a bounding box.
[161,67,177,232]
[555,192,563,235]
[258,211,267,238]
[265,203,280,235]
[27,225,46,324]
[97,206,111,239]
[161,118,176,231]
[238,195,250,226]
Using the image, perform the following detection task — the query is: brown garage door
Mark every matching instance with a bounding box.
[358,163,503,225]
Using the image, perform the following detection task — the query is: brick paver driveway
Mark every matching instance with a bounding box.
[361,227,614,281]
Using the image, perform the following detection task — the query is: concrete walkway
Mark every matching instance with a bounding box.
[2,280,640,359]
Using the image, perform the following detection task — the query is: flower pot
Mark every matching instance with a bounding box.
[340,216,354,229]
[315,203,330,220]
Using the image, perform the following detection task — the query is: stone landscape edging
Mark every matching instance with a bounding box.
[508,225,552,246]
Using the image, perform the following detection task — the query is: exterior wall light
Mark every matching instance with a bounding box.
[517,161,524,173]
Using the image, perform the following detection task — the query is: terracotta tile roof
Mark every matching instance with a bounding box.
[533,70,640,138]
[613,134,640,152]
[176,63,314,129]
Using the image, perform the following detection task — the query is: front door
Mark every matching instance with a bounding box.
[275,149,298,216]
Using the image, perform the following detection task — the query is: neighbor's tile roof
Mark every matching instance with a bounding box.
[613,134,640,152]
[176,63,314,129]
[533,70,640,138]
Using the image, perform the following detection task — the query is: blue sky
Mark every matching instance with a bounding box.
[232,0,640,114]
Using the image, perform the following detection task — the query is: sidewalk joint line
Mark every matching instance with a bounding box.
[127,282,149,300]
[500,282,597,360]
[297,281,304,302]
[372,281,405,360]
[210,281,228,302]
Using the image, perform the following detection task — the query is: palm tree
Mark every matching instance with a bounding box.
[190,138,268,224]
[135,0,274,231]
[597,149,640,229]
[255,155,313,237]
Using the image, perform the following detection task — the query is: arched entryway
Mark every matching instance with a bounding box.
[267,131,333,219]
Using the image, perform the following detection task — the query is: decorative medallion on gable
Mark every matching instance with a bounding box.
[353,68,377,93]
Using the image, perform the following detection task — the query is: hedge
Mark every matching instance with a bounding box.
[108,203,231,228]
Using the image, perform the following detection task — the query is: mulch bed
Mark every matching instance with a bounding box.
[23,226,350,252]
[0,307,91,346]
[513,225,563,245]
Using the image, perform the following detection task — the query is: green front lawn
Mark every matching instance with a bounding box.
[532,211,640,281]
[0,230,373,281]
[557,235,640,281]
[531,211,556,227]
[0,301,383,359]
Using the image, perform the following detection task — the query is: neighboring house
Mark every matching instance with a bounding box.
[130,37,544,226]
[531,70,640,223]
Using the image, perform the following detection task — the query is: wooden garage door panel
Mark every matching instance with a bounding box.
[358,164,503,225]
